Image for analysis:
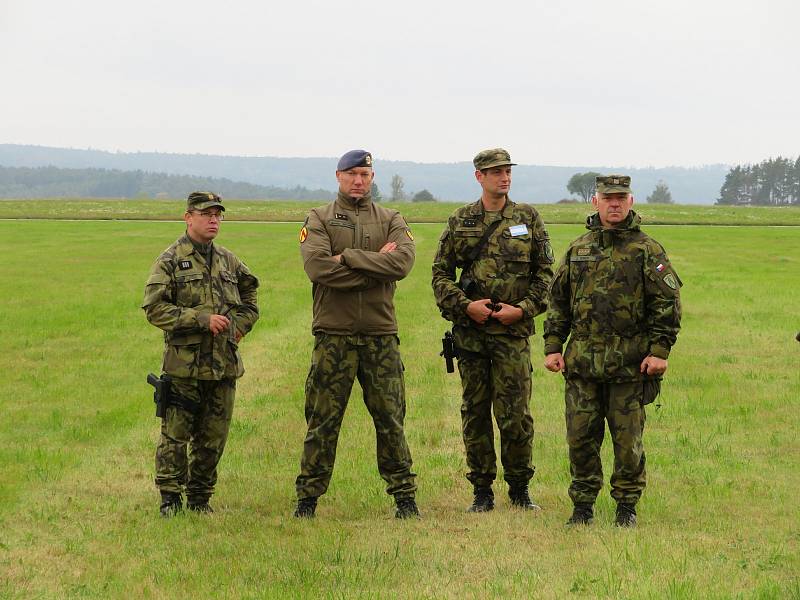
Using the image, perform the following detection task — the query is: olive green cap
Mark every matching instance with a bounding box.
[596,175,632,195]
[473,148,516,171]
[187,191,225,211]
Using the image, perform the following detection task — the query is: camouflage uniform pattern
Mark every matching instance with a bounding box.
[143,233,259,500]
[296,334,416,499]
[544,210,681,505]
[297,192,417,500]
[155,377,236,502]
[432,198,553,487]
[454,326,534,488]
[432,199,554,338]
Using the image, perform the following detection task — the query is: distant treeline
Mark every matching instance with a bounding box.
[0,164,335,201]
[717,156,800,205]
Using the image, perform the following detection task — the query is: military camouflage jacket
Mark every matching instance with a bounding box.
[142,233,259,380]
[543,211,682,381]
[432,198,554,337]
[300,192,415,335]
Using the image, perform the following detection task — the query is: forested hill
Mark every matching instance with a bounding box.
[0,144,729,203]
[0,164,334,200]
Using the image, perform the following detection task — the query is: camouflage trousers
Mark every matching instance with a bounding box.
[295,334,417,500]
[564,378,647,505]
[453,326,535,489]
[155,376,235,502]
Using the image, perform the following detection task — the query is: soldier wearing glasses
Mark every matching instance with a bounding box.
[142,192,259,517]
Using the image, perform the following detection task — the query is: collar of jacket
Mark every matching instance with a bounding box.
[336,191,372,211]
[176,232,214,259]
[467,196,515,218]
[585,210,641,233]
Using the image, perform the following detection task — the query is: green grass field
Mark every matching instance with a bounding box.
[1,198,799,225]
[1,206,798,598]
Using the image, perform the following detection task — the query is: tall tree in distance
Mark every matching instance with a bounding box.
[567,171,601,202]
[646,180,673,204]
[371,182,382,202]
[391,174,406,201]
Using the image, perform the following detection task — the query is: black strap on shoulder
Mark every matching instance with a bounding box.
[462,219,502,274]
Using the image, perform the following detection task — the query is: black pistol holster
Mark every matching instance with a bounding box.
[440,331,458,373]
[147,373,200,418]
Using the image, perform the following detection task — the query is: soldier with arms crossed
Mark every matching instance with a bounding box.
[544,175,682,527]
[432,148,554,513]
[294,150,419,520]
[142,192,259,517]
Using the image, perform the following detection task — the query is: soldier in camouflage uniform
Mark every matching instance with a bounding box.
[142,192,259,517]
[294,149,419,520]
[544,175,682,527]
[432,148,554,513]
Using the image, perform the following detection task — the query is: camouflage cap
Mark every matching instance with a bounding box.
[473,148,516,171]
[187,191,225,212]
[337,149,373,171]
[596,175,632,195]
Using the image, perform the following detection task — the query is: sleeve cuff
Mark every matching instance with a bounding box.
[649,343,670,359]
[196,311,210,329]
[543,337,563,356]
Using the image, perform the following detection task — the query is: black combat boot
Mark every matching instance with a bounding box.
[187,501,214,514]
[508,485,541,511]
[467,486,494,513]
[615,503,637,528]
[395,496,421,519]
[566,503,594,525]
[159,491,183,518]
[294,496,318,518]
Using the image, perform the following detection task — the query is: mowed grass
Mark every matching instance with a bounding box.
[0,215,798,598]
[1,198,799,225]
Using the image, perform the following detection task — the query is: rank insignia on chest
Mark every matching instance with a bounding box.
[299,226,308,243]
[335,213,349,220]
[179,260,192,270]
[576,247,591,256]
[462,218,478,227]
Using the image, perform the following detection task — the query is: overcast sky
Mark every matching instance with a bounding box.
[1,0,798,168]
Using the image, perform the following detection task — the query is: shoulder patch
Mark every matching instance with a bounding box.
[663,273,678,289]
[299,226,308,243]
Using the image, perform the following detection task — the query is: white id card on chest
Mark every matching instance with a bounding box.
[508,224,528,237]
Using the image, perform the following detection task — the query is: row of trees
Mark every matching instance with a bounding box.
[566,172,673,204]
[371,175,436,202]
[717,156,800,205]
[0,165,335,200]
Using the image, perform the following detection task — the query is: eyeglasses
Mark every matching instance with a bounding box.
[193,211,225,221]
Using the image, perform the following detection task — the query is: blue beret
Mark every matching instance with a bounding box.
[337,149,373,171]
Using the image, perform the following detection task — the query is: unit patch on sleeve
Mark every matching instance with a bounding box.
[299,226,308,243]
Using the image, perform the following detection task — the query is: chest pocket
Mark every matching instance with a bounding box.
[499,229,532,263]
[453,227,482,264]
[327,219,355,254]
[174,271,206,307]
[219,270,241,305]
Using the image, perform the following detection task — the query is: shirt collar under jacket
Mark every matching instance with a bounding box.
[336,191,372,211]
[467,196,515,219]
